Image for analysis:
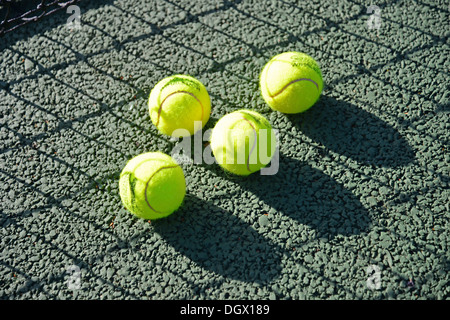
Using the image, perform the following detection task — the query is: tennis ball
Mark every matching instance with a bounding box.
[260,51,323,114]
[210,110,277,176]
[148,74,211,137]
[119,152,186,220]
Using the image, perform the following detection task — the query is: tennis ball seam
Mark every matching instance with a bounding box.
[122,157,181,215]
[239,116,257,172]
[264,60,322,98]
[160,76,201,92]
[148,74,211,137]
[144,164,180,214]
[232,110,269,172]
[155,90,204,127]
[272,58,322,78]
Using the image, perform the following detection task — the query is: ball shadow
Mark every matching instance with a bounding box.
[290,95,415,168]
[238,154,372,239]
[152,194,285,284]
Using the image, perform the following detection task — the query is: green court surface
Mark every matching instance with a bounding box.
[0,0,448,300]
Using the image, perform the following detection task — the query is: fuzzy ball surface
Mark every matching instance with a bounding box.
[148,74,211,137]
[119,152,186,220]
[260,51,323,114]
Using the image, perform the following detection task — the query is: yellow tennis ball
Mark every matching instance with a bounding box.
[210,110,277,176]
[148,74,211,137]
[119,152,186,220]
[260,51,323,114]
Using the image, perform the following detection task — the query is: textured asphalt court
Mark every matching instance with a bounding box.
[0,0,448,301]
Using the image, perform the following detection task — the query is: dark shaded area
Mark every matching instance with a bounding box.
[152,194,285,284]
[289,95,416,168]
[237,154,372,239]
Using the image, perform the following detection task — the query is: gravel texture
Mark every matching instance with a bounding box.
[0,0,448,300]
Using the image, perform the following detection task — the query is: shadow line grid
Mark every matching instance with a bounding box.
[0,0,448,301]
